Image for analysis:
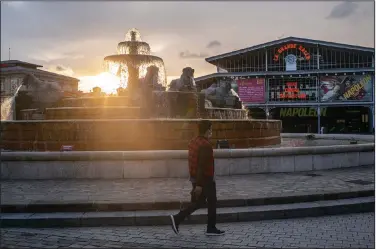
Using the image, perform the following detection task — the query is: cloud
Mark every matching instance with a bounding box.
[327,2,358,19]
[206,40,221,48]
[0,2,215,42]
[45,64,74,77]
[179,50,209,59]
[2,1,26,8]
[1,1,374,79]
[55,65,66,71]
[27,51,84,62]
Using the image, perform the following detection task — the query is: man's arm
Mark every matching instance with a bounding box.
[196,145,212,187]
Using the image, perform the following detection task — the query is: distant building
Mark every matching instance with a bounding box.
[195,37,375,134]
[0,60,79,120]
[0,60,79,97]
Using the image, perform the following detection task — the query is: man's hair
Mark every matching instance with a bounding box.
[198,120,212,135]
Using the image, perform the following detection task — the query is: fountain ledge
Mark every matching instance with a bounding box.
[0,143,374,161]
[1,118,278,123]
[1,135,374,180]
[282,133,375,142]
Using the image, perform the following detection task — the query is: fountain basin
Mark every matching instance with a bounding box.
[20,109,41,120]
[0,134,373,180]
[44,107,140,120]
[19,92,246,120]
[57,96,132,108]
[0,119,281,151]
[205,107,248,119]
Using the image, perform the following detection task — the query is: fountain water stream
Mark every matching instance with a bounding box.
[1,85,22,121]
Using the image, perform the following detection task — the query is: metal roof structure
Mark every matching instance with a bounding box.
[195,68,374,83]
[0,60,43,69]
[205,36,374,63]
[1,65,79,82]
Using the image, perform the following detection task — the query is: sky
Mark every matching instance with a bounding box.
[1,1,374,92]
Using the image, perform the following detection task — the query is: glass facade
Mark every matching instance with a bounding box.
[212,74,373,104]
[211,42,373,73]
[267,43,317,71]
[268,77,317,102]
[196,38,374,134]
[318,46,373,69]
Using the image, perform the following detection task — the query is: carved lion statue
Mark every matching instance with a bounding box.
[168,67,196,92]
[142,65,161,90]
[20,73,64,110]
[201,81,232,98]
[201,80,242,109]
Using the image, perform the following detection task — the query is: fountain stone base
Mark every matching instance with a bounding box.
[0,119,281,151]
[1,136,373,180]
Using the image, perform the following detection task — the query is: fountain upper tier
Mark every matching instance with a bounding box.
[117,28,151,55]
[104,29,166,90]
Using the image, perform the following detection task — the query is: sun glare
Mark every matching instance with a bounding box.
[79,72,121,94]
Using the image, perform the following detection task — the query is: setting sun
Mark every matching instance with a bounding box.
[78,72,121,94]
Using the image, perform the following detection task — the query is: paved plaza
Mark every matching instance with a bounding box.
[1,213,374,248]
[1,165,374,205]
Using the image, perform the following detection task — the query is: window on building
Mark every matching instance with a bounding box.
[0,79,4,94]
[318,47,373,69]
[217,51,266,73]
[10,78,19,93]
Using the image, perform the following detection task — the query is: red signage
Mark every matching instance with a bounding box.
[279,82,307,99]
[237,78,265,103]
[273,43,311,61]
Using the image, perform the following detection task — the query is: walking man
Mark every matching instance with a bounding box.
[170,120,225,236]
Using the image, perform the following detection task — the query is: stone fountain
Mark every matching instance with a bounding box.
[0,28,282,151]
[104,28,167,92]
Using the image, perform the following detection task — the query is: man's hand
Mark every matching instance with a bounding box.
[193,186,203,200]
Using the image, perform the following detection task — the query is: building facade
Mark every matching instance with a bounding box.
[195,37,374,134]
[0,60,79,120]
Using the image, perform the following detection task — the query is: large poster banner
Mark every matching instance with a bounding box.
[320,75,373,102]
[236,78,265,103]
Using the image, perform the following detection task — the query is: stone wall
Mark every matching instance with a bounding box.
[45,107,141,119]
[1,142,373,180]
[205,108,248,120]
[58,96,132,108]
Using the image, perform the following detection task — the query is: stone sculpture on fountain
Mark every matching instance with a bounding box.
[142,65,165,91]
[22,74,64,108]
[139,65,166,117]
[168,67,197,92]
[15,73,65,119]
[202,79,243,109]
[167,67,202,118]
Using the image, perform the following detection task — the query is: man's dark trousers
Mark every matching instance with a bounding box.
[173,179,217,229]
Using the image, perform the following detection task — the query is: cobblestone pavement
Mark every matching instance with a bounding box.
[1,166,374,205]
[1,213,374,248]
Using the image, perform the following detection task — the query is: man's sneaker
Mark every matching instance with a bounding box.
[170,215,179,234]
[206,227,225,236]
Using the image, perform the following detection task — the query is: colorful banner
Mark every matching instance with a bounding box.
[320,75,373,102]
[236,78,265,103]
